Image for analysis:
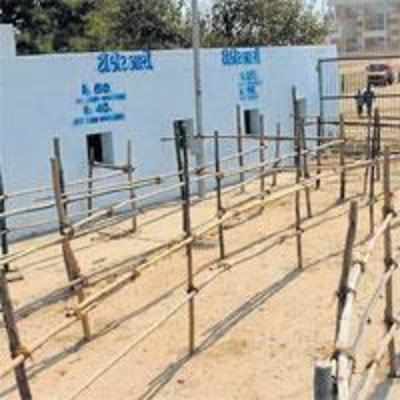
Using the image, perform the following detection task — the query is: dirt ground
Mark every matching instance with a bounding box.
[1,168,400,400]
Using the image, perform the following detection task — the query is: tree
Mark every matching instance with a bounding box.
[206,0,328,47]
[81,0,189,51]
[0,0,96,54]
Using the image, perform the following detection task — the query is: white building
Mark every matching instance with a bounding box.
[0,25,338,238]
[328,0,400,54]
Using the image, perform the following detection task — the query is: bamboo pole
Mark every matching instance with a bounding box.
[88,149,94,217]
[293,87,304,269]
[339,114,346,202]
[376,110,382,182]
[53,137,67,217]
[259,115,266,201]
[335,201,359,400]
[214,131,226,260]
[382,145,398,377]
[369,114,378,235]
[236,104,245,193]
[300,116,313,218]
[363,115,372,195]
[0,267,32,399]
[272,123,281,187]
[0,169,9,273]
[175,126,196,354]
[61,238,91,340]
[127,140,137,232]
[316,117,322,190]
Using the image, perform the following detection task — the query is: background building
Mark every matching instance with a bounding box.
[328,0,400,54]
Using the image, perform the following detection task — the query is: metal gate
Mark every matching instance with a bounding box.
[318,54,400,147]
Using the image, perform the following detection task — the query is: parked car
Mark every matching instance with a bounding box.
[366,63,395,86]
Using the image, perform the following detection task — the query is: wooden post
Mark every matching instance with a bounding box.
[127,140,137,233]
[316,117,322,190]
[272,123,281,187]
[300,117,313,218]
[293,88,303,270]
[259,115,266,200]
[174,126,196,355]
[51,158,68,237]
[174,122,187,233]
[236,104,245,193]
[335,200,359,400]
[214,131,226,261]
[376,109,382,182]
[53,137,68,227]
[0,170,10,273]
[339,114,346,202]
[363,115,372,195]
[369,117,377,236]
[314,360,334,400]
[336,201,358,340]
[62,238,91,341]
[87,149,94,217]
[383,145,398,377]
[51,158,73,280]
[0,267,32,399]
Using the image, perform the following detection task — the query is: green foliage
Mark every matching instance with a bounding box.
[0,0,328,54]
[206,0,328,47]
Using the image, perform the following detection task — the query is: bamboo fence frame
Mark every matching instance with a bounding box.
[328,146,400,400]
[3,114,400,400]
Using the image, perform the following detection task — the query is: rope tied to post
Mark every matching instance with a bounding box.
[16,344,33,361]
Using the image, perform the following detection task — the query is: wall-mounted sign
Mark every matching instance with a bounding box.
[222,48,261,66]
[239,70,262,101]
[73,82,127,126]
[97,51,154,74]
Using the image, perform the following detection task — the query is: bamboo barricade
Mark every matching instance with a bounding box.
[339,115,346,202]
[214,131,226,260]
[174,127,196,354]
[0,145,367,381]
[65,257,233,400]
[0,266,32,399]
[0,148,383,273]
[236,104,245,193]
[127,140,137,232]
[330,148,400,400]
[272,123,281,187]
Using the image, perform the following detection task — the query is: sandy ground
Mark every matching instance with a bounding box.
[1,169,400,400]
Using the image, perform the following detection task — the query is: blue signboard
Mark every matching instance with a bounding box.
[239,70,262,101]
[73,82,127,126]
[97,51,154,74]
[222,48,261,66]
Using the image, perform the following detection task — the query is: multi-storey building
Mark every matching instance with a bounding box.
[328,0,400,54]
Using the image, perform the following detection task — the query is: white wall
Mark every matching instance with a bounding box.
[0,45,338,238]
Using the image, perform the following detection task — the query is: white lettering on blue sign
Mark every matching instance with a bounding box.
[239,70,262,101]
[97,51,154,74]
[222,48,261,66]
[73,82,127,126]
